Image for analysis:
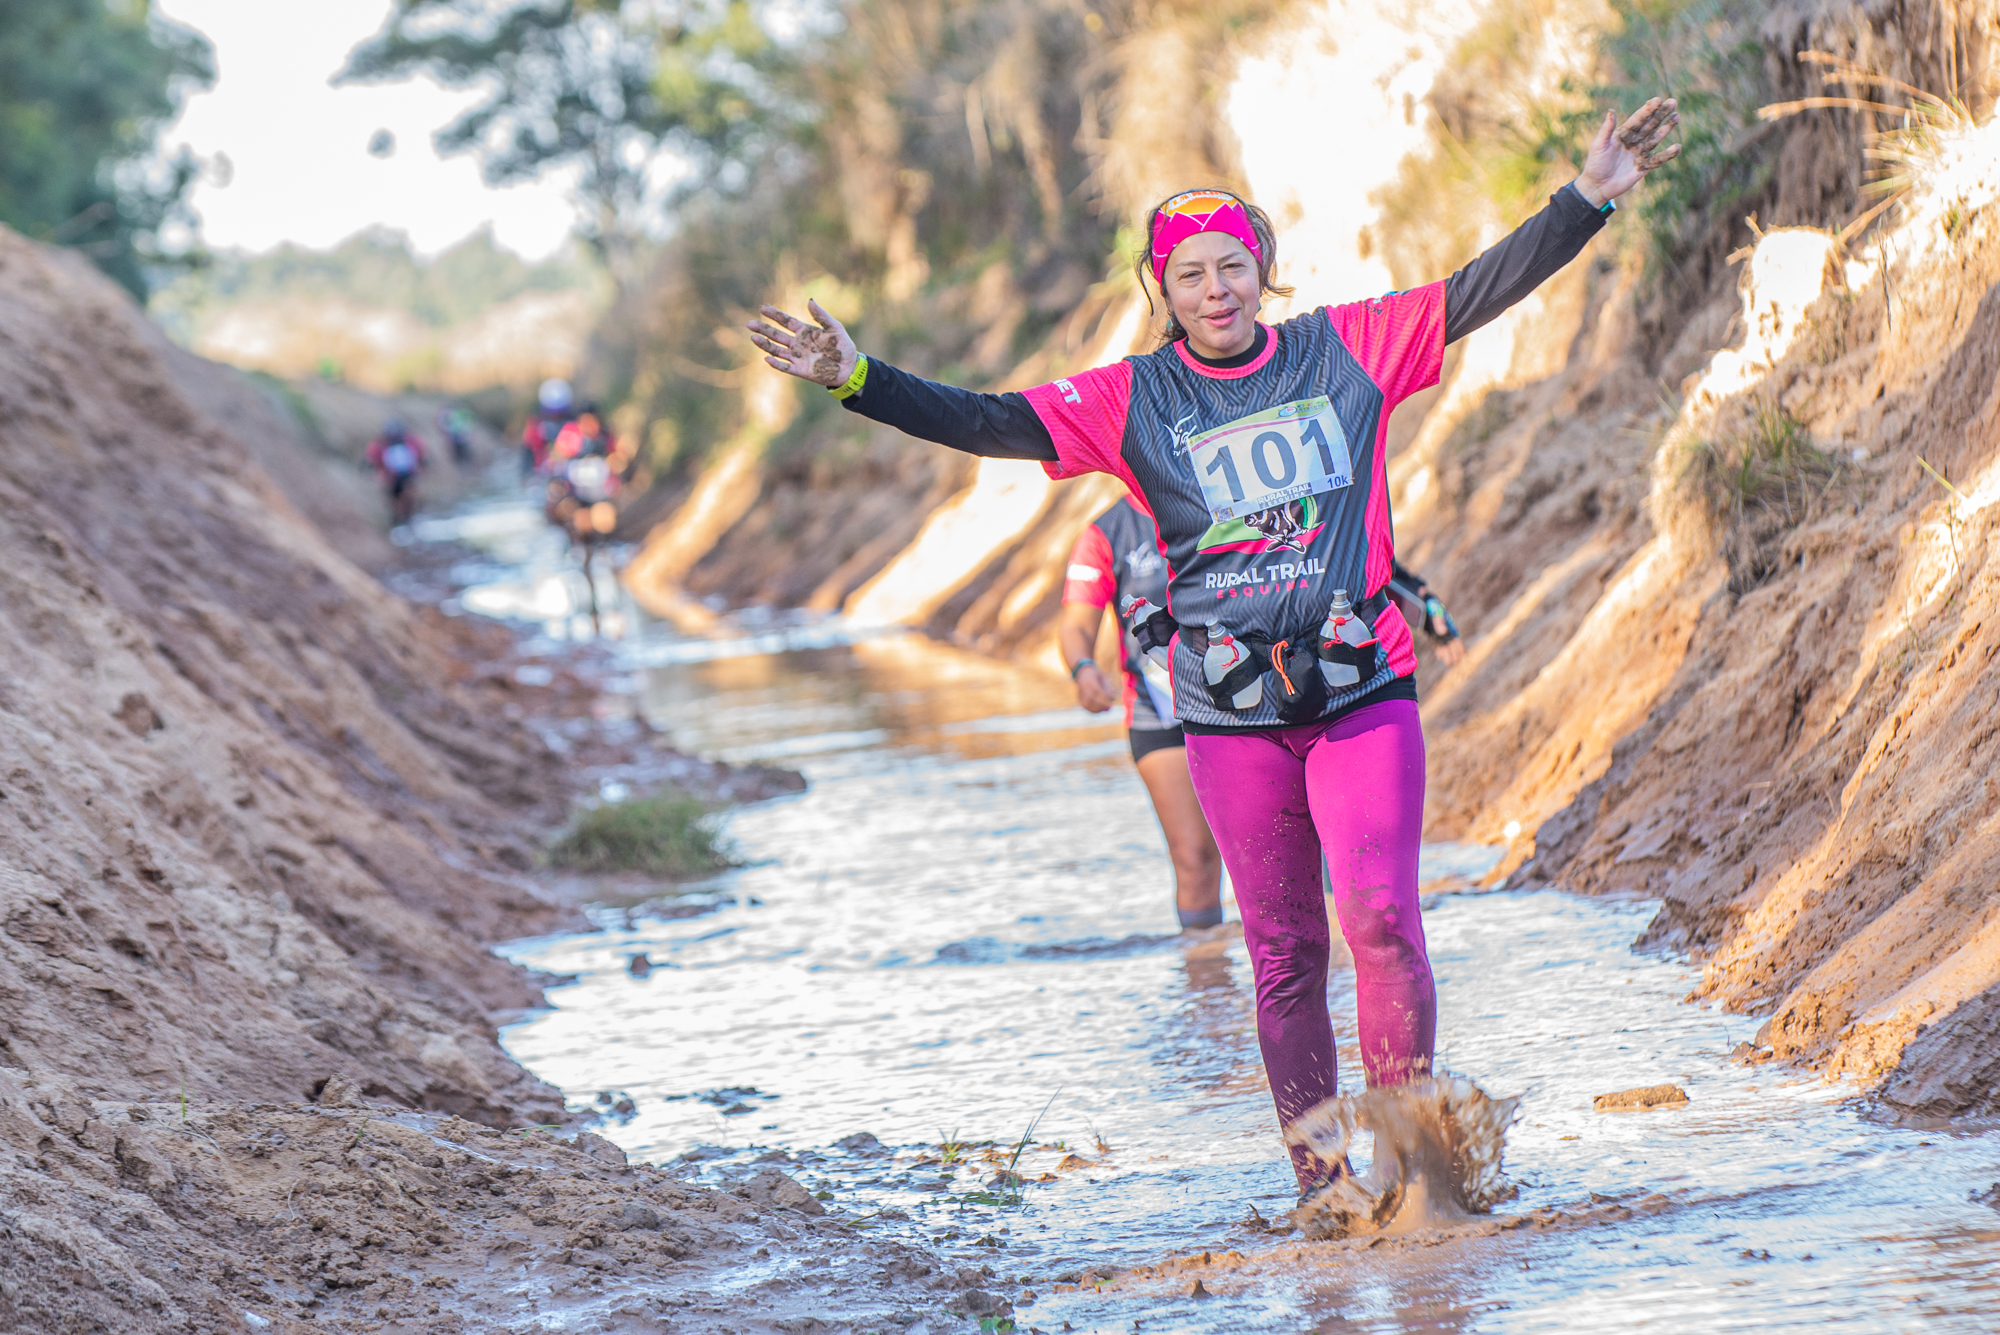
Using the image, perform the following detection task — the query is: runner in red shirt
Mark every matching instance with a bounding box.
[749,100,1679,1199]
[1059,497,1224,930]
[365,417,426,526]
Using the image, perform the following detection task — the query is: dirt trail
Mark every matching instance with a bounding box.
[0,226,947,1330]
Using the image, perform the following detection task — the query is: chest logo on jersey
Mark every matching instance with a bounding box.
[1181,396,1353,554]
[1187,396,1354,527]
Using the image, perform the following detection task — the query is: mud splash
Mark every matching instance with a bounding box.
[1286,1074,1520,1239]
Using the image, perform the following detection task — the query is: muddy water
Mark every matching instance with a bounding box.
[434,499,2000,1333]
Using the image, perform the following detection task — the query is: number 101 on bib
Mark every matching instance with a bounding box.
[1189,396,1356,525]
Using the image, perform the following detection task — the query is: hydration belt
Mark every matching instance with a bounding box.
[1129,590,1390,721]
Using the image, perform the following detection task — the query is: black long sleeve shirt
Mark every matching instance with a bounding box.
[839,183,1609,460]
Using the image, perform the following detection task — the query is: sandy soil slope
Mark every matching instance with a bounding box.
[0,225,945,1330]
[1402,3,2000,1112]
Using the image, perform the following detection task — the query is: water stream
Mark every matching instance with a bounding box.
[425,496,2000,1333]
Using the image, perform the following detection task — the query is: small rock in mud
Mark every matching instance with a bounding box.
[1057,1152,1093,1170]
[628,952,653,977]
[574,1131,627,1165]
[316,1073,365,1108]
[835,1130,886,1154]
[739,1168,824,1215]
[617,1202,663,1231]
[1189,1278,1214,1299]
[114,1129,177,1192]
[948,1287,1011,1317]
[611,1095,636,1116]
[1592,1084,1690,1112]
[114,691,163,736]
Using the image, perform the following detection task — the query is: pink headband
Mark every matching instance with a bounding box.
[1148,190,1264,285]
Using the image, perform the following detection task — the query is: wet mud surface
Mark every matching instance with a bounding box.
[466,564,2000,1333]
[0,1069,950,1334]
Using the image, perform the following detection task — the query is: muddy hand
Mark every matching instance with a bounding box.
[746,299,858,388]
[1577,96,1681,205]
[1617,96,1683,171]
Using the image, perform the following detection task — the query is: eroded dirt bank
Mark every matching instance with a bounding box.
[1397,1,2000,1116]
[0,227,946,1331]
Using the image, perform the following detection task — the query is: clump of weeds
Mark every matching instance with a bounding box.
[547,789,736,878]
[957,1091,1062,1207]
[1677,396,1841,592]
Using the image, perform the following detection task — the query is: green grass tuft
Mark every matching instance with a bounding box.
[1682,399,1832,511]
[547,792,735,878]
[1675,397,1841,593]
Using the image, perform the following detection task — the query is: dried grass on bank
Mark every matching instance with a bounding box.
[1670,396,1843,593]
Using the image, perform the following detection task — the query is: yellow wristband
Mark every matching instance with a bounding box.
[829,354,869,401]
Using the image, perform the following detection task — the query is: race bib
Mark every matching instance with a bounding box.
[1188,396,1354,524]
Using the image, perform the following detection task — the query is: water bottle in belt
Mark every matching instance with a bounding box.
[1203,621,1263,710]
[1120,595,1175,683]
[1318,589,1376,689]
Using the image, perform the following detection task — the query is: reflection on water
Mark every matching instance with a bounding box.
[452,502,2000,1333]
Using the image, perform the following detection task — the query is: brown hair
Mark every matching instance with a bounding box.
[1133,189,1293,344]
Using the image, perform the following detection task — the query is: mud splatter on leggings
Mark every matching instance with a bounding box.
[1184,698,1434,1188]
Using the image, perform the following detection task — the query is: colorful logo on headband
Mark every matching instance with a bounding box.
[1149,190,1264,285]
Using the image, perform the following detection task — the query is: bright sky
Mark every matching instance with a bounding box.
[157,0,580,259]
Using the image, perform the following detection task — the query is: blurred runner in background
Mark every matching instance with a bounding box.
[1059,496,1224,930]
[523,378,575,479]
[366,416,425,526]
[436,404,476,467]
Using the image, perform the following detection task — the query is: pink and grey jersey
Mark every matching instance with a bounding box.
[1023,291,1442,729]
[837,183,1610,730]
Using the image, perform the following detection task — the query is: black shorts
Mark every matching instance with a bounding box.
[1129,725,1185,764]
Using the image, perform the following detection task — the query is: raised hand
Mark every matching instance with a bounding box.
[1576,97,1682,207]
[746,299,858,388]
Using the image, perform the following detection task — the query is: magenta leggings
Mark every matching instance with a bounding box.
[1183,698,1434,1187]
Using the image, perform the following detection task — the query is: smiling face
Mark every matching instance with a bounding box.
[1163,231,1263,360]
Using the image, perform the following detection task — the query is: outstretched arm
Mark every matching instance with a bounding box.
[1443,98,1681,343]
[747,300,1056,461]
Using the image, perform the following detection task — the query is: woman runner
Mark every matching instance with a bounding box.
[1059,496,1225,930]
[749,99,1681,1195]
